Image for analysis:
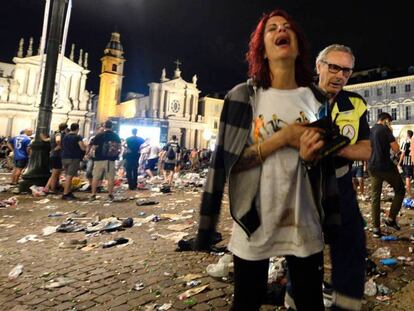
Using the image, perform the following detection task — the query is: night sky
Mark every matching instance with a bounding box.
[0,0,412,98]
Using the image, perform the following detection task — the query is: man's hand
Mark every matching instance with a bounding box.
[299,129,325,162]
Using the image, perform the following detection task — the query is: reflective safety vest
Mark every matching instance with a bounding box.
[331,90,367,146]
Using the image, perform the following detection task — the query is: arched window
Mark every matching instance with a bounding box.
[112,64,117,72]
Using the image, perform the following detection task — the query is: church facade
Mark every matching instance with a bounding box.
[0,38,94,137]
[97,32,217,149]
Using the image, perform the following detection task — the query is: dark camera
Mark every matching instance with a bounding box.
[306,115,350,158]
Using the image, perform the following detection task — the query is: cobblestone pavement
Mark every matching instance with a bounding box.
[0,174,413,310]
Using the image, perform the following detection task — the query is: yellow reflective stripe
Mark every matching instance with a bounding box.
[332,97,366,145]
[332,291,362,310]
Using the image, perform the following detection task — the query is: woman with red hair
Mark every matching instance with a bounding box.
[195,9,328,310]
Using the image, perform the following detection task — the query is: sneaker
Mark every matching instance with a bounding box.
[62,193,77,201]
[385,219,401,231]
[108,194,114,201]
[372,228,383,238]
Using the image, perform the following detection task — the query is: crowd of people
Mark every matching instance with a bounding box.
[4,120,212,201]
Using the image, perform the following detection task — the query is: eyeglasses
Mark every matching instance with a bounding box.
[320,60,353,77]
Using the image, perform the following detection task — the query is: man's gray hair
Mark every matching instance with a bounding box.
[316,44,355,68]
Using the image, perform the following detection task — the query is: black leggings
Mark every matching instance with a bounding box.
[232,252,324,311]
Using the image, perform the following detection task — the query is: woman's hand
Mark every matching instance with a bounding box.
[281,123,308,149]
[299,129,324,162]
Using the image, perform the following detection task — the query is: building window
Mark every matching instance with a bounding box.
[406,106,411,120]
[377,88,382,96]
[0,69,3,77]
[367,110,370,122]
[112,64,117,72]
[390,86,396,94]
[406,84,411,92]
[214,120,218,129]
[364,90,369,97]
[377,109,382,119]
[391,108,397,120]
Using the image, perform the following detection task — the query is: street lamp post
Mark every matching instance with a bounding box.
[19,0,68,192]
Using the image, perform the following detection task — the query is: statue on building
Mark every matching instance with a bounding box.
[192,74,198,86]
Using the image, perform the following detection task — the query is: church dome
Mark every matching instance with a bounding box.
[104,32,124,57]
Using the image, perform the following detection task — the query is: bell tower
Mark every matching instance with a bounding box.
[97,31,125,124]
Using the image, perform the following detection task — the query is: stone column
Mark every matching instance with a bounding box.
[6,117,14,137]
[69,73,81,109]
[159,88,165,119]
[184,90,190,119]
[78,72,87,109]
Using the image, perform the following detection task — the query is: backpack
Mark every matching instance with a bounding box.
[166,145,176,160]
[102,140,121,159]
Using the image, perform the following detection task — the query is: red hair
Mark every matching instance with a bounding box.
[246,9,312,88]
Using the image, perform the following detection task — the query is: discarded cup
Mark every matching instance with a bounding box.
[379,258,398,266]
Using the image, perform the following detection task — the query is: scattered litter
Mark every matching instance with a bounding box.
[206,254,233,278]
[187,280,201,287]
[372,247,391,259]
[42,226,57,236]
[136,199,159,206]
[133,282,145,291]
[178,274,203,282]
[56,220,85,233]
[34,198,50,204]
[376,295,391,302]
[48,212,64,218]
[17,234,44,243]
[8,264,23,280]
[0,196,18,208]
[158,303,172,310]
[43,276,75,289]
[379,258,398,266]
[177,284,209,300]
[364,278,377,296]
[102,237,129,248]
[380,236,398,241]
[30,185,46,197]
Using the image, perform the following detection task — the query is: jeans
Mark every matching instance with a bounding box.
[369,166,405,228]
[125,158,138,189]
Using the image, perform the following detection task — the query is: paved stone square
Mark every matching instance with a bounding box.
[0,173,413,310]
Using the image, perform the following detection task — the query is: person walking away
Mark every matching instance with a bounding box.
[85,124,104,191]
[8,129,32,185]
[368,113,405,237]
[124,128,145,190]
[162,135,181,186]
[193,9,330,310]
[90,120,122,201]
[144,141,160,179]
[398,130,413,198]
[61,123,86,200]
[44,123,68,194]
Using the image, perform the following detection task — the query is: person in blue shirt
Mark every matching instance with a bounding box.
[7,128,33,185]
